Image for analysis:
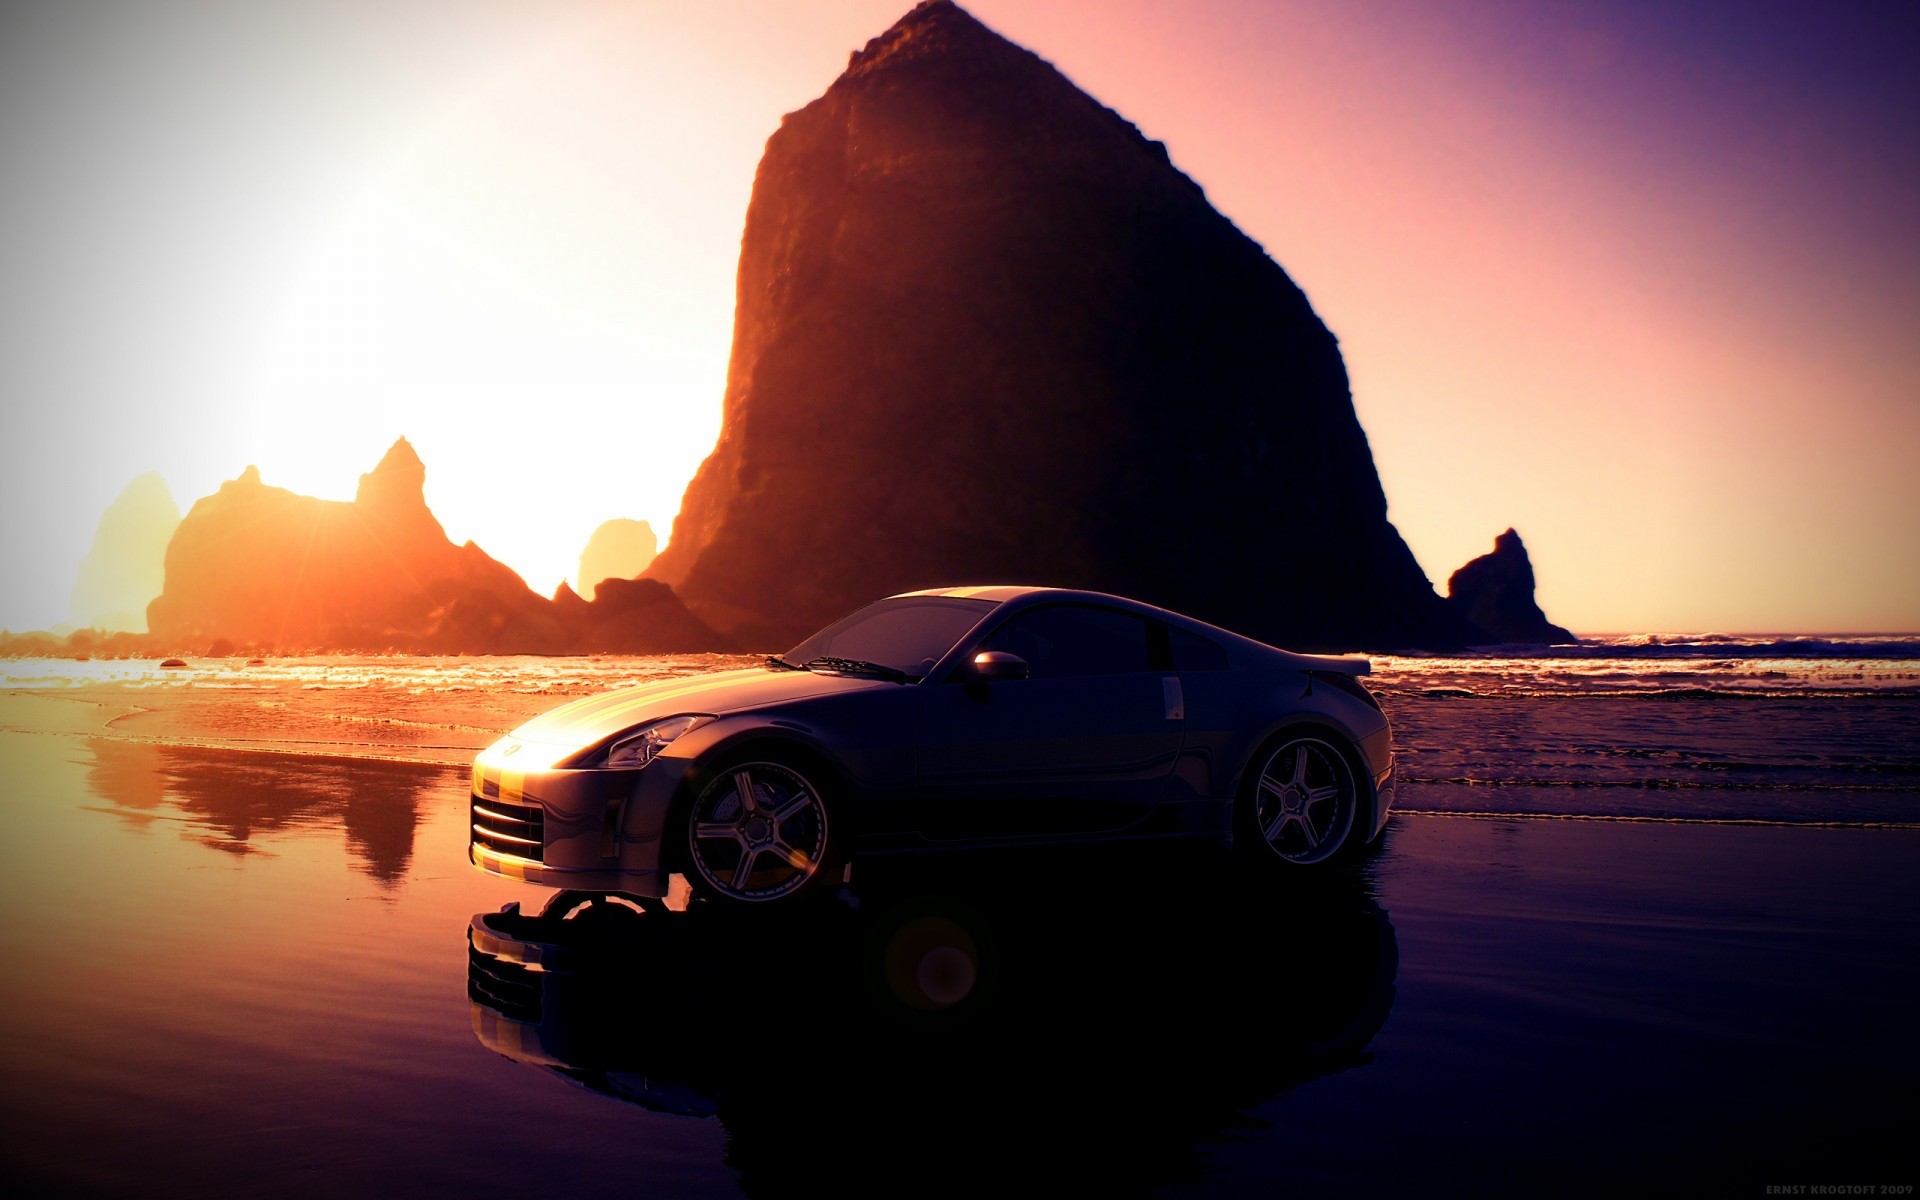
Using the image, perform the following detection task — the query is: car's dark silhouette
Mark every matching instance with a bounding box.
[470,586,1395,904]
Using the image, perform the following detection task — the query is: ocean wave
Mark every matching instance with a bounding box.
[1403,774,1920,790]
[1394,809,1920,830]
[1378,685,1920,701]
[1469,635,1920,660]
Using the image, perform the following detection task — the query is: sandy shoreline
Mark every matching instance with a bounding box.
[0,681,539,765]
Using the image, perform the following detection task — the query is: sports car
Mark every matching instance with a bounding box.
[469,585,1395,904]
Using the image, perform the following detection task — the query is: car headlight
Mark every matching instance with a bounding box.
[581,714,713,770]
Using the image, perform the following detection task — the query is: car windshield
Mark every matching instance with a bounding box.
[782,596,997,680]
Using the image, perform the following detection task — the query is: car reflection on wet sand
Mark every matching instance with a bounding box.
[468,857,1396,1194]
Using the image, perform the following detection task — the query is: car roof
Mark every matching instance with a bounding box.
[886,585,1371,675]
[891,584,1050,602]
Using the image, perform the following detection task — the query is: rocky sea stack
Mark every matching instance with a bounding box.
[646,0,1476,650]
[1446,529,1576,645]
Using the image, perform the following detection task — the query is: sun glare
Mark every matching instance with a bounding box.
[236,8,744,597]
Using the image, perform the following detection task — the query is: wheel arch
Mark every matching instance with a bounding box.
[659,728,853,875]
[1232,716,1382,854]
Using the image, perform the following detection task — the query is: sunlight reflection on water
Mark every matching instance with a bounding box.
[1,729,736,1195]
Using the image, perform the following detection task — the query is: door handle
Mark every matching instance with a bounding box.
[1161,676,1185,721]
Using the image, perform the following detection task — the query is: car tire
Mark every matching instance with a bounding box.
[681,756,842,906]
[1236,730,1365,868]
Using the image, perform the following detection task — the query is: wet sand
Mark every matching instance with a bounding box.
[0,677,1914,1196]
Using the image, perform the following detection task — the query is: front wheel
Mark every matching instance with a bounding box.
[683,760,839,904]
[1239,733,1362,867]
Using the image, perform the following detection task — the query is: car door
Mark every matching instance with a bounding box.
[908,603,1185,841]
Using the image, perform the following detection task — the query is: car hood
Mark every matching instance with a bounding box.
[503,667,894,753]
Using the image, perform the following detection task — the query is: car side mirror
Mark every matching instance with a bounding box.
[971,650,1029,681]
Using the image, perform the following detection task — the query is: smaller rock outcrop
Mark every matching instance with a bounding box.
[577,519,658,600]
[571,577,721,653]
[1446,529,1576,645]
[69,472,181,632]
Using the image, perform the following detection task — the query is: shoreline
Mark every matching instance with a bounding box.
[9,674,1918,829]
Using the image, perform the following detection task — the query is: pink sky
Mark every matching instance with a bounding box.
[3,0,1914,634]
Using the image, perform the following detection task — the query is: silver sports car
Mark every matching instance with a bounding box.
[470,585,1395,904]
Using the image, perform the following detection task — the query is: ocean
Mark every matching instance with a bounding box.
[1373,634,1920,827]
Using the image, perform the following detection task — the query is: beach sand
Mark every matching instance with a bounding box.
[0,670,1913,1196]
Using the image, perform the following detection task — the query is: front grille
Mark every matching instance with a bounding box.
[468,940,542,1023]
[472,795,545,863]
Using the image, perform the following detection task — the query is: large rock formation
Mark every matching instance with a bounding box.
[70,471,181,632]
[577,518,658,600]
[147,440,718,654]
[1446,529,1576,645]
[647,0,1476,650]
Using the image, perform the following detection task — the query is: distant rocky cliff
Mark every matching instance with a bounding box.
[647,0,1478,650]
[70,471,180,633]
[145,440,717,654]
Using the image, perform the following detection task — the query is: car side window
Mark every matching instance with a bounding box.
[1169,625,1228,671]
[976,605,1152,680]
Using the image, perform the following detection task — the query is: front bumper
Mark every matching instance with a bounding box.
[468,755,693,897]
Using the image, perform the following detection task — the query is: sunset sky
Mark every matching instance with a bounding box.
[3,0,1915,635]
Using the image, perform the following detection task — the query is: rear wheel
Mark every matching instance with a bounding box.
[1239,733,1362,867]
[683,759,838,904]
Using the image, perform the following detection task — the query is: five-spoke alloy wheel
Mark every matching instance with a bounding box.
[1245,734,1360,866]
[685,760,834,904]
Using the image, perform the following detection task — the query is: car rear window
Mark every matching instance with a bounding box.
[1169,625,1229,670]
